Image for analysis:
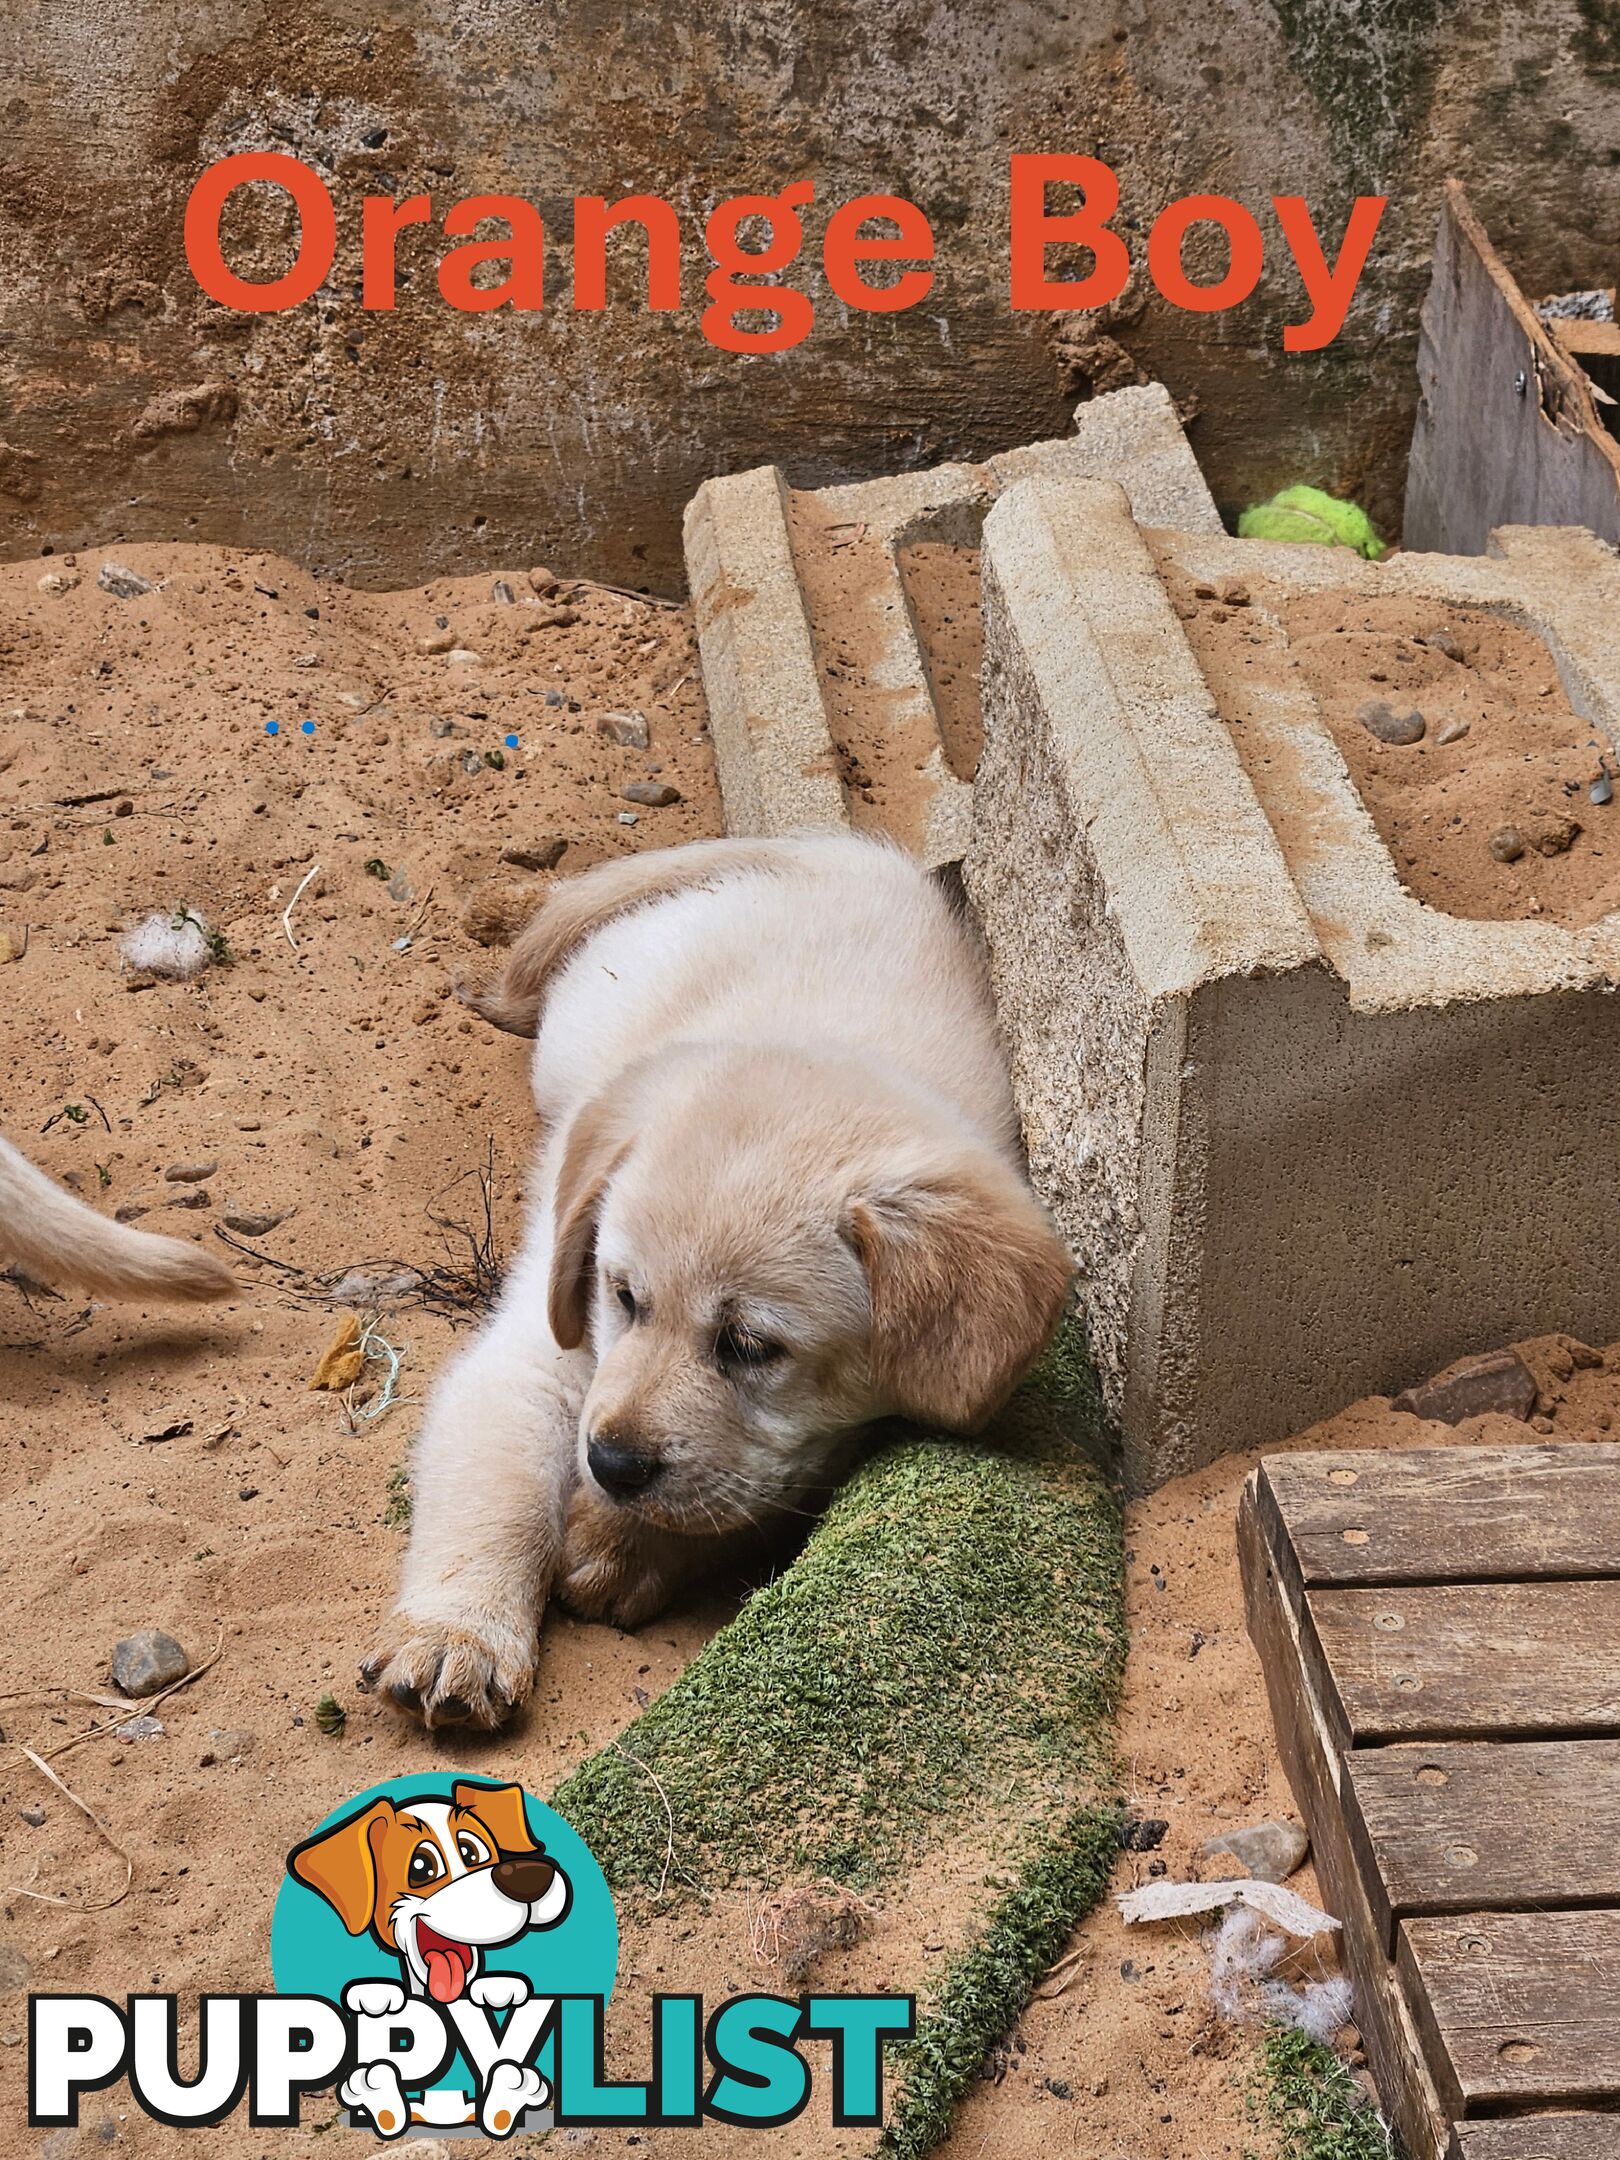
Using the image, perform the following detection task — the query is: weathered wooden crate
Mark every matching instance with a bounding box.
[1240,1444,1620,2159]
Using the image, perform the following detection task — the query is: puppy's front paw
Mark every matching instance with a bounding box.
[358,1614,534,1730]
[556,1494,675,1629]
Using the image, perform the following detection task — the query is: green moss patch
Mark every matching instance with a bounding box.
[550,1321,1126,2153]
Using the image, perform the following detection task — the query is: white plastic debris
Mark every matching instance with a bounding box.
[1117,1876,1338,1936]
[120,908,215,980]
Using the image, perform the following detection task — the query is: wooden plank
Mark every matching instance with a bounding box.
[1238,1474,1451,2160]
[1307,1579,1620,1748]
[1405,180,1620,553]
[1451,2117,1620,2160]
[1258,1447,1620,1593]
[1402,1910,1620,2118]
[1344,1739,1620,1952]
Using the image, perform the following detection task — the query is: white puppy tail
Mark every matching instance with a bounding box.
[0,1134,235,1302]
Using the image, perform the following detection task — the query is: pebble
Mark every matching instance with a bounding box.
[1358,698,1426,746]
[223,1207,286,1236]
[111,1626,189,1698]
[418,631,454,655]
[1200,1817,1309,1883]
[1221,579,1250,606]
[166,1189,210,1210]
[446,647,482,665]
[428,716,468,737]
[620,780,681,808]
[1435,719,1470,746]
[1118,1815,1169,1851]
[37,571,79,596]
[1533,814,1581,856]
[598,709,651,750]
[116,1714,165,1742]
[501,839,567,872]
[1489,826,1526,863]
[528,565,558,593]
[18,1806,44,1826]
[97,561,153,599]
[617,811,639,826]
[199,1728,257,1767]
[164,1160,217,1183]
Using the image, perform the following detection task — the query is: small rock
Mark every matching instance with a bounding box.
[428,716,468,738]
[1393,1347,1538,1425]
[1530,813,1581,857]
[204,1727,257,1766]
[114,1202,150,1223]
[164,1160,217,1184]
[1358,699,1426,746]
[18,1806,44,1826]
[1425,628,1462,659]
[1118,1816,1168,1852]
[37,571,79,596]
[116,1714,165,1742]
[620,780,681,808]
[1221,580,1250,606]
[1489,826,1527,864]
[501,839,568,872]
[166,1188,210,1210]
[446,647,482,665]
[1435,719,1470,746]
[223,1207,287,1236]
[98,561,153,599]
[1200,1817,1309,1883]
[111,1626,189,1698]
[538,605,579,629]
[598,710,651,750]
[528,565,558,593]
[418,631,454,655]
[0,928,24,965]
[492,579,516,605]
[617,811,639,826]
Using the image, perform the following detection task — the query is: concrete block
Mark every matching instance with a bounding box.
[966,476,1620,1491]
[683,384,1219,867]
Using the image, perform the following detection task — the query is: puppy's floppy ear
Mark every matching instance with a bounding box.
[453,1780,536,1856]
[846,1156,1072,1431]
[548,1091,632,1350]
[287,1799,394,1935]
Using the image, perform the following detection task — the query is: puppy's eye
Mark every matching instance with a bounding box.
[456,1832,491,1867]
[407,1843,444,1888]
[614,1281,637,1319]
[715,1322,784,1369]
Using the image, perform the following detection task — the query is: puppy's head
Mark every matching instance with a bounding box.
[549,1047,1071,1534]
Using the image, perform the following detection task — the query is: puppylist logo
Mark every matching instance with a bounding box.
[28,1774,914,2139]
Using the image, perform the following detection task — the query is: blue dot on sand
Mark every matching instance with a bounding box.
[300,719,316,736]
[505,733,519,748]
[265,721,279,736]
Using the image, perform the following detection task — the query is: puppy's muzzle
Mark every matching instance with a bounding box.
[493,1852,557,1903]
[586,1434,663,1499]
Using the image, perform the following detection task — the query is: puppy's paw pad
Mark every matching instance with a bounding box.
[358,1620,533,1730]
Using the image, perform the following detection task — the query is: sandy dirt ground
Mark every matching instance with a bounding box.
[1174,574,1620,927]
[0,543,730,2151]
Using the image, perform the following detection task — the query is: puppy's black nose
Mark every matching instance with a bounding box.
[493,1852,557,1903]
[587,1436,662,1498]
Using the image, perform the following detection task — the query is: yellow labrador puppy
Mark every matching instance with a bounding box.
[0,1134,233,1302]
[364,835,1070,1728]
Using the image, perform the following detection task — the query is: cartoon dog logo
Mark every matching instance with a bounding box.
[287,1780,572,2137]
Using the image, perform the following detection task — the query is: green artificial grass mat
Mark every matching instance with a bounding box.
[550,1319,1127,2155]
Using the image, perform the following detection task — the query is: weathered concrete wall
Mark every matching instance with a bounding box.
[1,0,1617,589]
